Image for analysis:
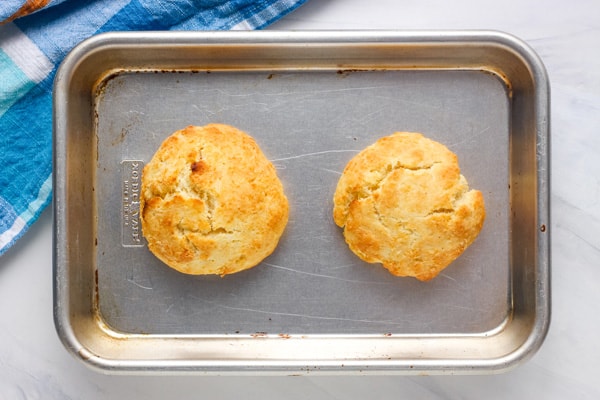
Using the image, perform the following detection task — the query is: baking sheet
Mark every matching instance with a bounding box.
[96,69,509,335]
[53,31,550,374]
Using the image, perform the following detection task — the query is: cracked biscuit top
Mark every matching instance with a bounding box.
[140,124,289,276]
[333,132,485,281]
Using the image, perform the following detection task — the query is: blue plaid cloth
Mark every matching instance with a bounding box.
[0,0,307,256]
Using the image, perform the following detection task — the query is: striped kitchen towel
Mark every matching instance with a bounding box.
[0,0,307,256]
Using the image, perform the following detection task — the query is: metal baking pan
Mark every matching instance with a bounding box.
[53,31,550,374]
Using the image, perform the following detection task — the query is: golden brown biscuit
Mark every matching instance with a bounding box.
[333,132,485,281]
[140,124,289,276]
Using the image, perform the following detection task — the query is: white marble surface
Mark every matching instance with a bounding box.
[1,0,599,398]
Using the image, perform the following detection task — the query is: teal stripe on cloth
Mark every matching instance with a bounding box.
[0,49,35,118]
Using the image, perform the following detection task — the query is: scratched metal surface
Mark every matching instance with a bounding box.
[94,68,510,335]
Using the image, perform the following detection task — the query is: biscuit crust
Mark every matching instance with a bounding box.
[140,124,289,275]
[333,132,485,281]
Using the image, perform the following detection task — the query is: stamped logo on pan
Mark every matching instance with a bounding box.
[121,160,144,247]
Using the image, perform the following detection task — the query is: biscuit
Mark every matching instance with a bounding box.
[140,124,289,276]
[333,132,485,281]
